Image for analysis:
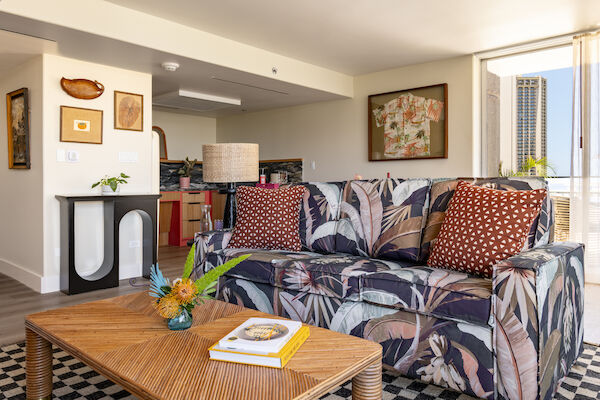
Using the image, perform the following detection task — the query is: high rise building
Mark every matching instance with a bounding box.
[515,76,547,175]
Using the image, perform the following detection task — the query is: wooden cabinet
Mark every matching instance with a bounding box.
[159,190,212,247]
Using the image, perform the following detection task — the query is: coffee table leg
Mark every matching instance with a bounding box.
[352,359,382,400]
[26,328,53,400]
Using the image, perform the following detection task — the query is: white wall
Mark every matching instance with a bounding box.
[0,56,44,291]
[41,54,154,292]
[153,109,216,160]
[217,55,476,181]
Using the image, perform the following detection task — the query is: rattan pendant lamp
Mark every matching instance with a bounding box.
[202,143,259,229]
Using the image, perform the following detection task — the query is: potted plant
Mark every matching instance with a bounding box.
[149,245,250,330]
[178,157,197,189]
[91,173,130,194]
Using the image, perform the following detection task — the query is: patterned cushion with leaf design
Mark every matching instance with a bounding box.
[335,178,431,262]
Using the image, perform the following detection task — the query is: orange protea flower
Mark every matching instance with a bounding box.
[172,278,198,304]
[156,294,181,319]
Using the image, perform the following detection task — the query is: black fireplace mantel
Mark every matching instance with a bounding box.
[56,194,161,295]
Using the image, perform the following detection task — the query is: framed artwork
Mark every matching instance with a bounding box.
[368,83,447,161]
[6,88,30,169]
[60,106,103,144]
[114,91,143,131]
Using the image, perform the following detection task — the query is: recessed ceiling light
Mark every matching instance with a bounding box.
[161,62,180,72]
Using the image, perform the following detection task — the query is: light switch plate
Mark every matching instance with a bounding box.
[56,149,66,162]
[66,150,79,162]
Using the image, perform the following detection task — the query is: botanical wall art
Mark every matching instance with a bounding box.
[6,88,30,169]
[60,106,103,144]
[114,91,143,131]
[368,83,447,161]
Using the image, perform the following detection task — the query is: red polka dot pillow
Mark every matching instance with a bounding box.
[427,181,547,278]
[228,186,305,251]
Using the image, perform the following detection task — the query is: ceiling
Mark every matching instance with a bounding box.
[107,0,600,75]
[0,30,56,75]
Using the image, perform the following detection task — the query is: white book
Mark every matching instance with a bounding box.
[218,317,302,354]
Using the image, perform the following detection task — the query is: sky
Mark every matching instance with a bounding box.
[523,67,572,177]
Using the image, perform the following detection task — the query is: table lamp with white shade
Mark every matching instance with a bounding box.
[202,143,259,229]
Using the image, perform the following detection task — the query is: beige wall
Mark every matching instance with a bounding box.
[153,109,216,161]
[217,55,477,181]
[41,54,154,292]
[0,56,44,290]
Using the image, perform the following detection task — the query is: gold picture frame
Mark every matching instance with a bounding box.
[6,88,30,169]
[114,90,143,131]
[60,106,103,144]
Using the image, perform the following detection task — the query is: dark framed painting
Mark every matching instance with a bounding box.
[368,83,447,161]
[6,88,30,169]
[114,90,143,131]
[60,106,103,144]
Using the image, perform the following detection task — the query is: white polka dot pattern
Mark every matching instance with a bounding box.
[427,181,547,278]
[228,186,305,251]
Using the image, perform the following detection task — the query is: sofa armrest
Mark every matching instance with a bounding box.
[492,242,584,400]
[192,229,233,278]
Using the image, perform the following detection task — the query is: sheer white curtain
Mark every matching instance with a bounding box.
[571,32,600,284]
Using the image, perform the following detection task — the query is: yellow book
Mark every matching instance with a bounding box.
[209,325,310,368]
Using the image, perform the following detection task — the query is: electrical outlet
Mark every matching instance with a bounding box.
[128,240,141,248]
[311,160,316,170]
[54,248,60,257]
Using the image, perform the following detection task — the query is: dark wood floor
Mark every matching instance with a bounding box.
[0,246,190,346]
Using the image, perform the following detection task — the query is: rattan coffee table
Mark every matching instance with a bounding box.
[25,292,383,399]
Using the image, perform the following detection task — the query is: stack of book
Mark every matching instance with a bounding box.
[209,317,309,368]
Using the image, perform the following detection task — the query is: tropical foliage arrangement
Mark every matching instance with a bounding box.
[149,245,250,319]
[177,157,197,177]
[91,172,130,192]
[498,156,554,178]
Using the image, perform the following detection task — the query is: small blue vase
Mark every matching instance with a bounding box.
[167,309,193,330]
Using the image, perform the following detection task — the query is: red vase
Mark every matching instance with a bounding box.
[179,176,190,189]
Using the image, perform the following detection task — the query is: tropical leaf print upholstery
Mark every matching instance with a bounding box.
[335,179,431,262]
[420,177,552,262]
[281,182,344,253]
[218,277,494,399]
[492,242,584,400]
[194,178,580,400]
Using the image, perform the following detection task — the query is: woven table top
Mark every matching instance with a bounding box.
[25,292,382,400]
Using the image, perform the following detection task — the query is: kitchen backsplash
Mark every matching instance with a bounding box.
[160,159,303,191]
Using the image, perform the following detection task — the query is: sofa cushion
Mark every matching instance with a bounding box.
[281,182,344,253]
[420,177,551,262]
[360,262,492,326]
[335,178,431,262]
[207,247,492,326]
[228,186,305,251]
[209,249,392,300]
[427,181,547,278]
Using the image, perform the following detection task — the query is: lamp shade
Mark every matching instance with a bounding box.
[202,143,259,183]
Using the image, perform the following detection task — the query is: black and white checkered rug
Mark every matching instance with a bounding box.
[1,342,599,400]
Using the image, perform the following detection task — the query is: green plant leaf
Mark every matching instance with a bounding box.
[182,244,195,279]
[91,182,100,188]
[110,181,118,191]
[194,254,251,295]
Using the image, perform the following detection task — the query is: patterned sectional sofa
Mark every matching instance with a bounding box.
[193,177,584,400]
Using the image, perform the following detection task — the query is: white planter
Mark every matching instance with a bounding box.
[102,185,120,195]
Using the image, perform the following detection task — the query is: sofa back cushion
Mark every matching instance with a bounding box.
[282,182,344,253]
[335,178,431,262]
[419,177,552,262]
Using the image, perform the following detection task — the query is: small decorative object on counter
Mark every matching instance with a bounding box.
[200,204,213,232]
[214,219,224,230]
[91,172,130,194]
[259,167,266,184]
[354,174,363,180]
[149,245,250,330]
[178,157,197,189]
